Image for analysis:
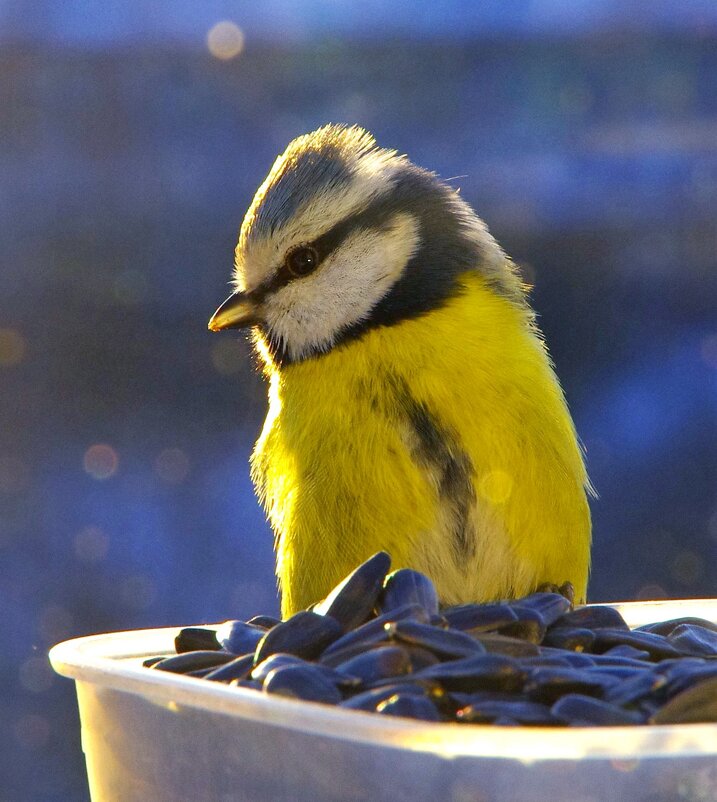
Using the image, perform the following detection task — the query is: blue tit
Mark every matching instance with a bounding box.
[209,125,591,617]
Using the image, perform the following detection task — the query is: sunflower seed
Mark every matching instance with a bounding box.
[666,623,717,657]
[246,615,280,629]
[457,699,555,726]
[649,676,717,724]
[442,603,517,632]
[499,607,546,643]
[263,664,343,705]
[524,668,619,704]
[591,628,683,660]
[553,605,629,631]
[376,693,441,721]
[313,552,392,631]
[152,651,235,674]
[417,654,526,693]
[216,620,265,655]
[174,627,220,654]
[339,683,431,711]
[542,627,595,652]
[254,611,342,664]
[385,620,485,660]
[470,633,540,657]
[637,616,717,636]
[511,592,572,627]
[603,670,667,707]
[551,694,645,726]
[334,646,411,685]
[204,654,255,683]
[320,604,427,661]
[378,569,439,617]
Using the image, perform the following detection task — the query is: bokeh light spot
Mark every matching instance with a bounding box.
[0,328,26,366]
[207,21,244,60]
[14,714,50,750]
[672,550,703,585]
[479,469,513,504]
[19,656,54,693]
[74,525,109,563]
[154,448,190,484]
[211,339,245,375]
[120,574,157,610]
[636,583,668,600]
[38,604,74,643]
[0,456,30,494]
[83,444,119,480]
[700,333,717,369]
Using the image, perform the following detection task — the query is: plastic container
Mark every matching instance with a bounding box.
[50,599,717,802]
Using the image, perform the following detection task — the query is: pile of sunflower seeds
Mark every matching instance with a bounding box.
[145,552,717,726]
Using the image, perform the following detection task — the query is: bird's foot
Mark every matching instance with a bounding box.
[535,580,575,606]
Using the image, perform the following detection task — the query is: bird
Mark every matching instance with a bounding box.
[208,124,592,619]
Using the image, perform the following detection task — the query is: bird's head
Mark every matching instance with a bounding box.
[209,124,524,365]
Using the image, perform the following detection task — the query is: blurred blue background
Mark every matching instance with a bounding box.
[1,1,716,799]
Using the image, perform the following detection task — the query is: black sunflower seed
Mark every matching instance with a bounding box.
[376,693,441,721]
[262,664,343,705]
[385,620,485,660]
[378,569,439,617]
[174,627,221,654]
[551,694,646,726]
[313,552,392,631]
[152,651,235,674]
[254,611,343,665]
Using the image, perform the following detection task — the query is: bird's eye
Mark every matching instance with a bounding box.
[284,245,320,278]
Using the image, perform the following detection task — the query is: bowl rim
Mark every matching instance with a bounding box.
[49,598,717,762]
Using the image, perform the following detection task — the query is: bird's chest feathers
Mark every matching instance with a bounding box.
[251,277,590,610]
[256,362,462,535]
[255,360,484,597]
[252,284,533,572]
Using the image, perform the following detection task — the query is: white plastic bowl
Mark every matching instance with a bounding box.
[50,600,717,802]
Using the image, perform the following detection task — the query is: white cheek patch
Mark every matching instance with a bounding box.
[264,212,420,360]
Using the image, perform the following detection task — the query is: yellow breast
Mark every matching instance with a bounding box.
[251,272,591,617]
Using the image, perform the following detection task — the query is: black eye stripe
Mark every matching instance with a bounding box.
[247,196,403,302]
[313,195,405,260]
